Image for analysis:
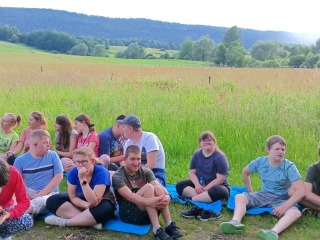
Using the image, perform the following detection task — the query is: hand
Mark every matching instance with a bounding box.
[78,167,88,179]
[195,184,205,194]
[272,205,287,218]
[0,208,10,225]
[65,164,74,172]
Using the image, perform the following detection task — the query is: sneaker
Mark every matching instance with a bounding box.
[165,222,183,239]
[93,223,103,230]
[220,220,245,234]
[180,206,202,219]
[154,227,173,240]
[258,229,278,240]
[45,215,67,227]
[200,210,222,221]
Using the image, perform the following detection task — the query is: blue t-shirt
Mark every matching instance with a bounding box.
[248,156,301,197]
[14,150,63,192]
[98,127,124,160]
[124,131,165,170]
[190,149,229,186]
[68,164,111,194]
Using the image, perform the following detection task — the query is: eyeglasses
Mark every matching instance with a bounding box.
[74,160,89,166]
[200,139,213,143]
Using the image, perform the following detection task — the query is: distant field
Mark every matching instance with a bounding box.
[1,41,320,239]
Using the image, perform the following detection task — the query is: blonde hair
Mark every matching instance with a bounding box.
[2,113,22,127]
[30,129,51,142]
[199,131,225,155]
[73,147,96,160]
[30,111,48,130]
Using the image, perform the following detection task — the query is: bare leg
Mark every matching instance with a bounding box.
[192,192,212,203]
[66,209,97,226]
[181,186,198,198]
[232,194,248,222]
[300,192,320,211]
[56,202,82,219]
[272,208,301,234]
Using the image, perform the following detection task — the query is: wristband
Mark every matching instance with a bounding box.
[54,149,58,153]
[6,151,14,157]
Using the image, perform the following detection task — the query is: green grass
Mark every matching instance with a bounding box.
[1,41,320,239]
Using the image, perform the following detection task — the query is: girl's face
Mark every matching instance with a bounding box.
[1,115,14,130]
[28,114,40,130]
[54,121,62,132]
[200,138,215,151]
[74,120,86,133]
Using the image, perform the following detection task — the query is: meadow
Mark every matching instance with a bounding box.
[1,41,320,239]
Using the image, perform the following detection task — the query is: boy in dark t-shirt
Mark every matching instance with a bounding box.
[112,145,182,240]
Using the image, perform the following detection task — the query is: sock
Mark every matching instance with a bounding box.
[165,221,172,227]
[153,226,161,234]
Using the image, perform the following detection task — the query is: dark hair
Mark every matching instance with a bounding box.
[3,113,22,127]
[0,159,10,187]
[75,114,95,134]
[55,114,73,151]
[116,114,126,121]
[31,111,48,130]
[125,145,141,158]
[266,135,286,150]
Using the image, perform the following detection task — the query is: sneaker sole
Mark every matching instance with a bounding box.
[258,229,278,240]
[180,213,198,219]
[220,222,245,234]
[200,214,222,222]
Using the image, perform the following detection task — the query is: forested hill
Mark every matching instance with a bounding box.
[0,7,317,49]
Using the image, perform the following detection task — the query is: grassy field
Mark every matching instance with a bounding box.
[1,41,320,239]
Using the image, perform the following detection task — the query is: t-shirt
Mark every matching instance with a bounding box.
[112,166,156,205]
[190,149,229,187]
[305,161,320,196]
[68,164,111,194]
[248,156,301,197]
[0,166,30,219]
[98,127,124,158]
[14,150,64,192]
[18,128,32,152]
[0,129,19,154]
[124,131,165,169]
[55,129,78,152]
[77,132,99,157]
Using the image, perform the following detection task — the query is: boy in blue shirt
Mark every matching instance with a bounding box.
[220,135,305,240]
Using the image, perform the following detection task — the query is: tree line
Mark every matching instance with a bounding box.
[1,24,320,68]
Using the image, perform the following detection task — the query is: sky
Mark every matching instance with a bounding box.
[1,0,320,34]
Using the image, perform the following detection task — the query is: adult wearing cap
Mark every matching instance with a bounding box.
[117,114,166,187]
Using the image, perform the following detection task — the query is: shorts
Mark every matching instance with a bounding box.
[119,201,151,225]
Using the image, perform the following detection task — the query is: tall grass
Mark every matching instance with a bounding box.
[2,41,320,239]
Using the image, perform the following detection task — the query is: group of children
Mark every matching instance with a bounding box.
[0,112,320,240]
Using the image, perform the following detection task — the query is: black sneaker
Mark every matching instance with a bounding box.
[154,227,173,240]
[199,210,222,221]
[165,222,183,239]
[180,206,202,219]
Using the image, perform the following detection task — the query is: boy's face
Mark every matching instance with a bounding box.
[124,152,141,173]
[33,136,51,156]
[267,143,286,161]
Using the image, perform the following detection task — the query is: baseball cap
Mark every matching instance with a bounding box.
[116,114,141,128]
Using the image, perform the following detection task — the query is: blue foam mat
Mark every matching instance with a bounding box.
[166,183,222,212]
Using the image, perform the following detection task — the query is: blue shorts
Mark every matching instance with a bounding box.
[153,168,166,187]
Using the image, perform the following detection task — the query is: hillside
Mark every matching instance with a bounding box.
[0,7,318,49]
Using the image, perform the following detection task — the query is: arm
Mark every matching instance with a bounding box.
[242,166,253,192]
[304,182,320,204]
[145,150,157,169]
[189,168,204,194]
[10,141,24,155]
[204,173,227,191]
[150,180,170,205]
[273,179,305,218]
[68,183,91,209]
[35,173,63,197]
[57,137,77,158]
[110,155,125,163]
[117,185,160,208]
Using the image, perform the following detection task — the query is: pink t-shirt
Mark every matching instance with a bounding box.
[19,128,32,152]
[77,132,99,157]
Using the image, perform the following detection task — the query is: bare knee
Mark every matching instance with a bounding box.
[235,194,248,205]
[139,183,155,197]
[154,185,165,196]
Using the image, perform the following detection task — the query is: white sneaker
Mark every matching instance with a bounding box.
[93,223,103,230]
[45,215,67,227]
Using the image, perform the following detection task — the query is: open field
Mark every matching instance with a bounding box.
[1,41,320,239]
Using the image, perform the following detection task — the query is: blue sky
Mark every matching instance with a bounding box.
[1,0,320,35]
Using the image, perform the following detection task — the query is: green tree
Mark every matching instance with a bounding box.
[250,41,281,61]
[179,38,193,60]
[288,54,306,67]
[222,25,242,48]
[225,42,247,67]
[191,36,214,61]
[214,44,227,66]
[0,24,20,42]
[68,43,88,56]
[91,44,107,56]
[123,42,145,59]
